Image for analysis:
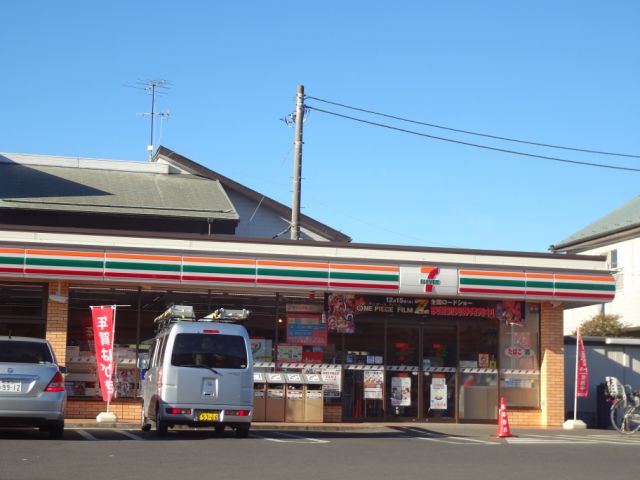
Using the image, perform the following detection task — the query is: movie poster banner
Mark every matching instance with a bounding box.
[327,295,525,333]
[89,305,116,403]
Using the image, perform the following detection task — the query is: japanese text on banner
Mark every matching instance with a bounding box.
[90,305,116,403]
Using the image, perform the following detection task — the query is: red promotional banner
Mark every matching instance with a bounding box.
[90,305,116,403]
[576,328,589,398]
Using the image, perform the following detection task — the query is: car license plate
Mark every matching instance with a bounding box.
[0,381,21,393]
[197,411,219,422]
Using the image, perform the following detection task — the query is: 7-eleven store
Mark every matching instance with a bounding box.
[0,231,614,426]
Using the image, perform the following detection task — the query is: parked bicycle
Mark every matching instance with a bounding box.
[605,376,640,434]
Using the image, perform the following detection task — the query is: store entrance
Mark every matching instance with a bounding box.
[386,323,457,422]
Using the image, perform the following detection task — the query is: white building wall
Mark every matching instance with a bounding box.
[226,190,332,241]
[563,236,640,334]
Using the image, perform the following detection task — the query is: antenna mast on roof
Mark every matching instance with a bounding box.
[128,79,171,160]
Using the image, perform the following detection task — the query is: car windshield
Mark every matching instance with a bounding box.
[171,333,248,369]
[0,340,54,363]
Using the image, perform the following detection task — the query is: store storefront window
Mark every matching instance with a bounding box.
[343,319,384,419]
[0,282,46,337]
[499,303,540,408]
[458,320,498,421]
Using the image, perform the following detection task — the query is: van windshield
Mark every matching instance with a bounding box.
[171,333,248,369]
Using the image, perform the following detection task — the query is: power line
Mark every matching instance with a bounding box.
[305,95,640,159]
[306,106,640,173]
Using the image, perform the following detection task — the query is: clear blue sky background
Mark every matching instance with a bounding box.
[2,1,639,252]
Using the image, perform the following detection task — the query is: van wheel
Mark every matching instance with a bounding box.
[235,425,250,438]
[141,408,152,432]
[156,407,168,436]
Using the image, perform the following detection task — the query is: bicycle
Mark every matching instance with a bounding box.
[605,376,640,434]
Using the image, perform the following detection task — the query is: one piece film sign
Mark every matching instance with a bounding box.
[89,305,116,403]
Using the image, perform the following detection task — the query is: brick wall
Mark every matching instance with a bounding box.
[509,409,541,426]
[46,281,69,366]
[540,301,565,426]
[323,404,342,423]
[67,399,142,421]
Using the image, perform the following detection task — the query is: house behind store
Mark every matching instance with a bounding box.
[551,195,640,335]
[0,148,617,426]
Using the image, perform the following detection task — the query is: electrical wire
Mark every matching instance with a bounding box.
[306,106,640,173]
[305,95,640,159]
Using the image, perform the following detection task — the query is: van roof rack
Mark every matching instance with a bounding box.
[153,305,196,332]
[202,308,251,323]
[153,306,251,333]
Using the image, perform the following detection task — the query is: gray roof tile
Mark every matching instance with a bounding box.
[0,161,238,220]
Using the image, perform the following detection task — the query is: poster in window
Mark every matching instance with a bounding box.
[277,344,302,362]
[430,383,447,410]
[327,294,356,333]
[391,376,411,406]
[250,338,273,362]
[363,370,384,399]
[286,314,327,346]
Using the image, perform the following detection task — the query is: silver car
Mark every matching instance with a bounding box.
[0,336,67,438]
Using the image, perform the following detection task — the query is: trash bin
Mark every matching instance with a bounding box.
[253,372,267,422]
[285,373,306,423]
[304,373,324,423]
[265,373,287,422]
[596,382,611,429]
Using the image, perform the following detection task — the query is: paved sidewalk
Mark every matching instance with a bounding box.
[64,419,587,437]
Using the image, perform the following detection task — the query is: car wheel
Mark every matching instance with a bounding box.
[141,408,152,432]
[235,425,250,438]
[48,420,64,440]
[156,406,168,436]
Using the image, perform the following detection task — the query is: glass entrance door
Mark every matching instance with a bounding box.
[458,320,499,421]
[386,325,420,419]
[423,324,457,421]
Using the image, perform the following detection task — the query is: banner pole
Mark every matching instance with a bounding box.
[573,327,579,422]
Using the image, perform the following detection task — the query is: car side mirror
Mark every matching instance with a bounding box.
[58,366,67,374]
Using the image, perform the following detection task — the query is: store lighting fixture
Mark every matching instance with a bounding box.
[49,282,68,304]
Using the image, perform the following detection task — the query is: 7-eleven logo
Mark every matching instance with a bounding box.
[420,267,441,293]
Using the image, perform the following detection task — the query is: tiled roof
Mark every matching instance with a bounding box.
[0,152,238,220]
[552,195,640,250]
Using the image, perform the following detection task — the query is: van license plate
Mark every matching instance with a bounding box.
[197,411,219,422]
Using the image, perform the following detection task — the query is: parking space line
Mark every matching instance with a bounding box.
[116,430,146,441]
[74,430,98,441]
[252,432,329,444]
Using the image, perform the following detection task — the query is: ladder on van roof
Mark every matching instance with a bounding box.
[152,305,251,333]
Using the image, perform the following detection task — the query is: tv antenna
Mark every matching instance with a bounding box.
[127,79,171,160]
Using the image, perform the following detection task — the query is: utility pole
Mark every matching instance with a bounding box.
[291,84,305,240]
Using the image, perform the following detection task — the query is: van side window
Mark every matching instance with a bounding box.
[171,334,248,369]
[156,335,169,367]
[147,340,157,367]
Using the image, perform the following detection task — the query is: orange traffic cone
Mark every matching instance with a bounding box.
[491,396,517,438]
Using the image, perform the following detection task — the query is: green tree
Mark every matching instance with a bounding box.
[573,313,629,337]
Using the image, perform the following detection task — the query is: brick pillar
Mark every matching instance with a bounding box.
[540,302,564,426]
[46,281,69,366]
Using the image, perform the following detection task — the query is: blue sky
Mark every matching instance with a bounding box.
[2,1,639,252]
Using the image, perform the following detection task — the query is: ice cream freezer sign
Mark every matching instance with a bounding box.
[399,266,458,296]
[504,346,533,359]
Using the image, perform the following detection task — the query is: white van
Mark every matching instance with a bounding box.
[140,306,253,437]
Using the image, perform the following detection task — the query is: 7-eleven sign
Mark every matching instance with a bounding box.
[420,267,441,293]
